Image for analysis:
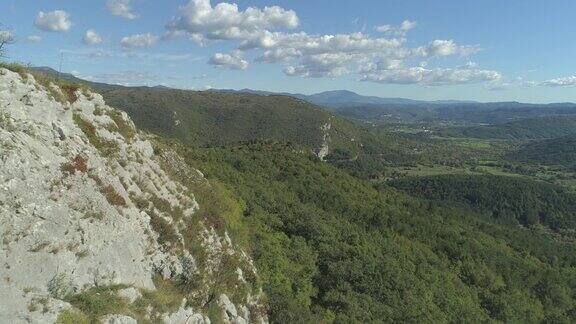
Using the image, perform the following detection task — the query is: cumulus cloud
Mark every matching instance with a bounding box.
[35,10,72,32]
[107,0,139,20]
[269,35,483,80]
[360,63,501,86]
[26,35,42,43]
[241,31,403,54]
[256,47,301,63]
[208,52,249,70]
[284,53,356,78]
[120,33,158,48]
[376,20,417,36]
[540,75,576,87]
[83,29,103,45]
[163,0,497,85]
[166,0,299,43]
[414,40,481,57]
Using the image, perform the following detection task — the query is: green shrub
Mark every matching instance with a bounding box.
[56,309,89,324]
[65,285,129,322]
[107,110,136,141]
[149,211,180,249]
[134,275,185,317]
[0,61,28,77]
[73,114,120,156]
[207,300,225,324]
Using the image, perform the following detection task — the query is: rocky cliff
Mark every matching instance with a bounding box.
[0,68,265,324]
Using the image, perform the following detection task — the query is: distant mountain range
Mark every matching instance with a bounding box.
[33,66,574,108]
[31,67,576,125]
[211,88,478,108]
[212,87,576,124]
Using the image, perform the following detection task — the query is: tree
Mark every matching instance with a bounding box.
[0,24,15,58]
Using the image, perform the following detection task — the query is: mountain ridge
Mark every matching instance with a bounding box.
[32,67,576,109]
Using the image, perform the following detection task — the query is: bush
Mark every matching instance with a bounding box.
[0,61,28,77]
[73,114,120,157]
[134,275,185,316]
[56,309,89,324]
[108,110,136,141]
[149,211,179,248]
[65,285,129,322]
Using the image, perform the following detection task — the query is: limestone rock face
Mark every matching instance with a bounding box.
[314,120,331,161]
[0,68,266,324]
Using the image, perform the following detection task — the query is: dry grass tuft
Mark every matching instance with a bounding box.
[102,185,127,207]
[61,155,89,175]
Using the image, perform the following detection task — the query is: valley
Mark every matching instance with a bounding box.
[3,2,576,323]
[2,63,576,323]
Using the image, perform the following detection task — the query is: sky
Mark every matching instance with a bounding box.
[1,0,576,103]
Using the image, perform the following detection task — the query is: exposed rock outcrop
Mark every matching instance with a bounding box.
[314,120,331,161]
[0,68,266,323]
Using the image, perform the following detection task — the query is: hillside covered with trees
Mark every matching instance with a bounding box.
[437,116,576,140]
[7,64,576,323]
[508,134,576,167]
[390,174,576,230]
[158,140,576,323]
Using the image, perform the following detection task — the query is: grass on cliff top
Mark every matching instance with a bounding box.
[0,61,88,103]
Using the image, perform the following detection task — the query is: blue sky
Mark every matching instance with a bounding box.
[1,0,576,103]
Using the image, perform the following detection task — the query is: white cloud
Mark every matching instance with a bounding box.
[166,0,299,43]
[284,53,357,78]
[107,0,139,20]
[361,64,501,86]
[414,40,481,57]
[62,48,204,64]
[238,31,482,82]
[540,75,576,87]
[35,10,72,32]
[486,77,537,91]
[256,47,301,63]
[241,31,404,55]
[208,52,249,70]
[83,29,103,45]
[26,35,42,43]
[376,20,417,36]
[120,33,158,48]
[80,70,170,86]
[163,1,498,85]
[400,20,418,32]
